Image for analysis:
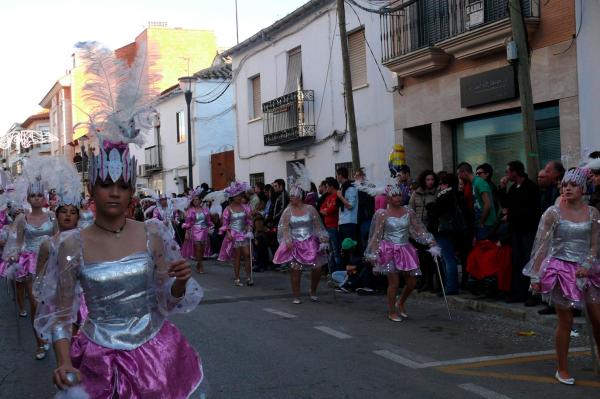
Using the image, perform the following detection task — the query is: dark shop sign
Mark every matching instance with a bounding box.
[460,65,517,108]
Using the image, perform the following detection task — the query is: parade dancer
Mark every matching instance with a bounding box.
[218,181,254,286]
[0,160,58,359]
[182,192,214,273]
[524,167,600,385]
[152,194,177,239]
[365,184,439,322]
[272,164,328,303]
[78,198,94,229]
[0,173,13,257]
[33,41,204,398]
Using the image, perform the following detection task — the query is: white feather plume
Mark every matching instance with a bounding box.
[289,162,312,192]
[47,157,83,206]
[584,157,600,171]
[74,41,161,145]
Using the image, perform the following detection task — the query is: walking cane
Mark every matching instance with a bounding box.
[429,249,452,320]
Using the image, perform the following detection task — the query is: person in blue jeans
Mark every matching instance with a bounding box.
[336,167,358,266]
[426,173,466,294]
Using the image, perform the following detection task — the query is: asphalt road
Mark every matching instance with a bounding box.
[1,261,599,398]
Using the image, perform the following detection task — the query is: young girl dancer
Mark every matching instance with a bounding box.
[218,181,254,286]
[78,198,94,229]
[33,41,204,398]
[365,185,439,322]
[182,192,213,273]
[524,167,600,385]
[273,171,328,303]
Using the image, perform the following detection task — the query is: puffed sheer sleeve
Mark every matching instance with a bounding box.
[277,206,292,244]
[309,205,329,242]
[243,204,253,231]
[365,209,387,262]
[2,213,25,260]
[33,230,82,343]
[206,208,214,228]
[585,207,599,273]
[523,206,560,282]
[145,219,203,315]
[182,209,195,230]
[407,207,435,246]
[219,207,231,234]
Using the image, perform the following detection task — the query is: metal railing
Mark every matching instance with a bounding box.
[144,144,162,172]
[262,90,315,146]
[380,0,533,62]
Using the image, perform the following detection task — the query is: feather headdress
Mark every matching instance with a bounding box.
[288,162,311,198]
[46,157,83,207]
[203,190,228,215]
[584,157,600,171]
[224,181,250,198]
[74,41,161,187]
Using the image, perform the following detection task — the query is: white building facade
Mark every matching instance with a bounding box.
[224,0,395,185]
[133,62,235,195]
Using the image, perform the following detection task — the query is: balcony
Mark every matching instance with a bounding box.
[262,90,315,146]
[380,0,540,78]
[144,145,162,173]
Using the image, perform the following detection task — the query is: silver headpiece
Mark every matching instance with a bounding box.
[562,167,589,191]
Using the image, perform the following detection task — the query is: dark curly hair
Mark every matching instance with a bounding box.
[417,169,438,190]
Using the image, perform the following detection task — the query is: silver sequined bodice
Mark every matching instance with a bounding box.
[78,210,94,229]
[290,213,313,241]
[194,210,208,228]
[552,219,591,262]
[230,210,247,233]
[23,219,54,253]
[382,214,410,245]
[79,252,162,350]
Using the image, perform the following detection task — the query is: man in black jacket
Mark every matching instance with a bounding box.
[498,160,541,304]
[272,179,289,227]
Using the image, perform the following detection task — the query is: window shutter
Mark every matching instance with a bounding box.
[252,76,262,118]
[284,48,302,94]
[348,29,367,88]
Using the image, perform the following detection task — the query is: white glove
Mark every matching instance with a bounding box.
[428,245,442,258]
[318,242,329,252]
[208,227,215,235]
[245,232,254,240]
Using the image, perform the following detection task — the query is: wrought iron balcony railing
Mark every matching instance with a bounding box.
[262,90,315,146]
[144,144,162,173]
[380,0,533,62]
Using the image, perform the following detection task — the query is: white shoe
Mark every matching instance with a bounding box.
[310,295,319,302]
[35,347,46,360]
[292,298,302,304]
[554,371,575,385]
[43,342,50,351]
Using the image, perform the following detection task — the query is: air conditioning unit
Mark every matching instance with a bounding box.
[465,0,484,30]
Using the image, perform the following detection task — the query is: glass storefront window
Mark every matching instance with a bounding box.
[455,104,560,182]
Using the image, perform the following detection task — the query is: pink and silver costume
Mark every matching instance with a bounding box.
[365,207,434,275]
[272,205,328,270]
[523,205,600,308]
[0,214,56,281]
[218,204,252,262]
[34,220,204,398]
[181,207,213,259]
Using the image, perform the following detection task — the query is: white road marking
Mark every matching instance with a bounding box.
[263,308,297,319]
[458,383,512,399]
[373,350,426,369]
[314,326,352,339]
[374,347,589,369]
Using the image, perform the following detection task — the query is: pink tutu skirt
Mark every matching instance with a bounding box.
[218,230,249,262]
[71,321,203,399]
[0,251,36,281]
[272,236,327,270]
[539,258,583,308]
[374,241,421,275]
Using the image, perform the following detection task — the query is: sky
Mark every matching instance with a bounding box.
[0,0,308,133]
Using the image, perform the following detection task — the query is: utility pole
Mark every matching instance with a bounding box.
[509,0,538,178]
[235,0,239,44]
[336,0,361,171]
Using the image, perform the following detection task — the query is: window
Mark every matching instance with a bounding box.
[249,173,265,187]
[176,111,186,143]
[250,75,262,119]
[335,161,356,179]
[455,104,560,183]
[348,28,367,88]
[284,47,302,94]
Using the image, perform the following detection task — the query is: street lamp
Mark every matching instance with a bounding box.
[178,76,195,190]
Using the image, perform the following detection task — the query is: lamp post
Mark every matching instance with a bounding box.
[178,76,195,190]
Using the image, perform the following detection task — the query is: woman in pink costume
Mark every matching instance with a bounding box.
[218,181,254,286]
[1,173,57,359]
[365,185,439,322]
[272,183,329,304]
[33,41,204,398]
[182,193,213,273]
[524,167,600,385]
